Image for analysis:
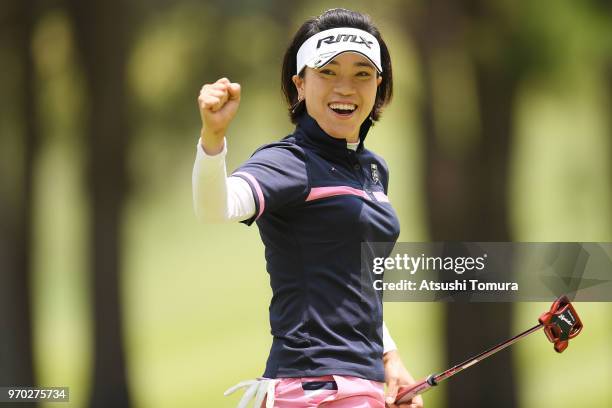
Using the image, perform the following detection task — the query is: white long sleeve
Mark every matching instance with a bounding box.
[383,321,398,354]
[192,138,256,223]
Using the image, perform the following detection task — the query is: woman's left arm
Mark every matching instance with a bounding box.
[382,324,424,408]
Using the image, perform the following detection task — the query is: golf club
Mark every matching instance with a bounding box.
[395,295,583,404]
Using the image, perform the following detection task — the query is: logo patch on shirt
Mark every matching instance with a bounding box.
[370,163,380,184]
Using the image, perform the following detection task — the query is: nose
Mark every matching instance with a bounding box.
[333,76,356,96]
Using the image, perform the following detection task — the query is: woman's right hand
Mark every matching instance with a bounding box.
[197,77,241,155]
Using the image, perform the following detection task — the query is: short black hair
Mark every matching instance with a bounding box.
[281,8,393,124]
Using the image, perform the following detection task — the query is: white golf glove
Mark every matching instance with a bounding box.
[224,378,277,408]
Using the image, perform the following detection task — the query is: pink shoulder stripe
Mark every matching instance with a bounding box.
[233,171,265,220]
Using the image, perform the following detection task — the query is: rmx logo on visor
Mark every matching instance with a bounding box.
[316,34,374,49]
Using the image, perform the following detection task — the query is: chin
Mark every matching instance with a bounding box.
[324,120,358,137]
[323,123,352,138]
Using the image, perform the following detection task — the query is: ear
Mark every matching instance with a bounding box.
[376,75,383,87]
[292,74,304,99]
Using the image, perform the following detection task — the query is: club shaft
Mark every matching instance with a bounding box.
[433,323,543,384]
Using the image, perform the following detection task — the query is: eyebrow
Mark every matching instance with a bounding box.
[326,60,375,69]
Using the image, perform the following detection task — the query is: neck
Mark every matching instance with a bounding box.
[297,112,372,150]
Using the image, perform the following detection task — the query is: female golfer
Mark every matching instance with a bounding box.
[193,8,423,408]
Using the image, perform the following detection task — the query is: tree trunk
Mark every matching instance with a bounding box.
[410,1,518,406]
[67,1,132,407]
[0,2,38,407]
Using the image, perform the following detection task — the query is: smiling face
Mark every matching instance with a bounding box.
[292,52,383,142]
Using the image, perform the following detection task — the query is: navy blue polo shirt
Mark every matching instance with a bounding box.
[231,112,400,382]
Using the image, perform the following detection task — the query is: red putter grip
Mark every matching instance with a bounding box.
[395,376,435,404]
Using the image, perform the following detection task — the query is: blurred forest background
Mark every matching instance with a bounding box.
[1,0,611,407]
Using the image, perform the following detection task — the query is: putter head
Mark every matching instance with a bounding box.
[538,295,583,353]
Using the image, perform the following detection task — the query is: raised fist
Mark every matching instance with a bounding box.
[197,77,241,154]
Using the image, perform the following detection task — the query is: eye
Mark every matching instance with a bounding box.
[356,71,372,77]
[319,69,335,75]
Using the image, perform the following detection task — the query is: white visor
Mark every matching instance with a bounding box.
[296,27,382,75]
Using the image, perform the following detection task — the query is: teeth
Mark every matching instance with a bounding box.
[329,103,356,111]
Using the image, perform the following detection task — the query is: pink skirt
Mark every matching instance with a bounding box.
[225,374,385,407]
[274,375,385,407]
